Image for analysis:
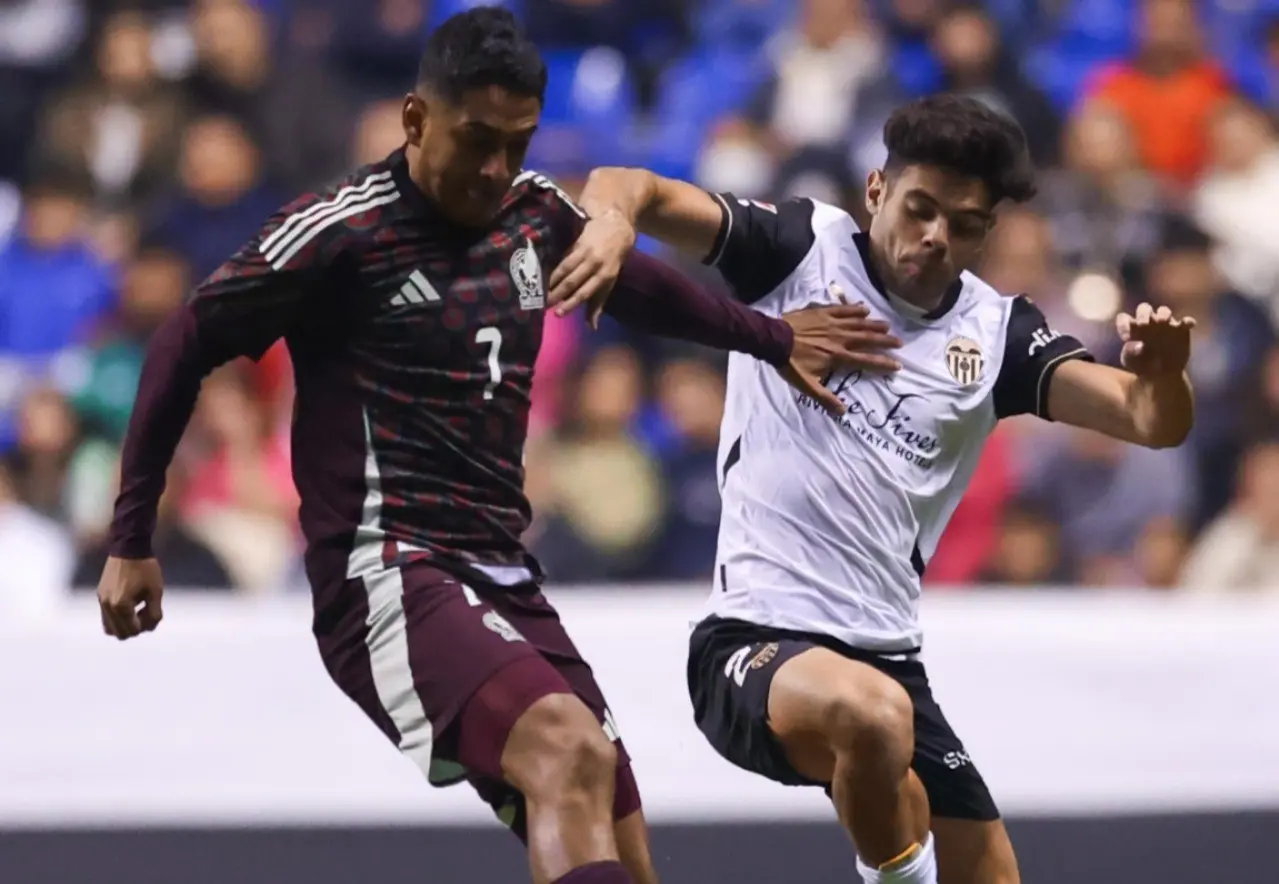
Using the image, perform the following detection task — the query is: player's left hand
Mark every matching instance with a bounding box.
[547,210,637,329]
[1116,302,1196,377]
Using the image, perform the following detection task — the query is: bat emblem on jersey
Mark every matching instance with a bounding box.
[510,238,545,311]
[945,337,984,386]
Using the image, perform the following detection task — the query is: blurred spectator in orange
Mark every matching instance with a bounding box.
[0,460,73,619]
[1194,99,1279,324]
[929,4,1060,167]
[1084,0,1232,189]
[183,364,299,592]
[1180,439,1279,593]
[147,113,283,280]
[32,10,187,213]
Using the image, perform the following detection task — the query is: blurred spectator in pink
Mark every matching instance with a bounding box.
[1083,0,1232,189]
[182,363,299,592]
[926,430,1014,586]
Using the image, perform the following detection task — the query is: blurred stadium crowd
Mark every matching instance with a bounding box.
[3,0,1279,610]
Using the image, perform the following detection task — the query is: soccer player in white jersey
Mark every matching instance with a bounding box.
[549,95,1194,884]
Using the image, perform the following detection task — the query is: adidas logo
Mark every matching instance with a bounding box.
[390,270,441,307]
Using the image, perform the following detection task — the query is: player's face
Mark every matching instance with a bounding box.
[865,164,995,306]
[404,86,540,228]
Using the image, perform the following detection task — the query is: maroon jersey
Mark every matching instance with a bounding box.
[109,148,793,620]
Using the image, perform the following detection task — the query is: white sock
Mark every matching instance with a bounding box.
[855,833,937,884]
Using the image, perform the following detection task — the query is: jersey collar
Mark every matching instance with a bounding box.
[853,232,964,322]
[389,146,439,219]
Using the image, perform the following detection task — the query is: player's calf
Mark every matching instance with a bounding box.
[768,649,936,884]
[501,692,632,884]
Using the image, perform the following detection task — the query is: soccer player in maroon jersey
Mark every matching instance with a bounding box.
[94,8,902,884]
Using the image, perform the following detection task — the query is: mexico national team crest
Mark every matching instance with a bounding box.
[511,239,545,311]
[945,337,985,385]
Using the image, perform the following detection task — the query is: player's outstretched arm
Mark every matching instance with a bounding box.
[99,197,343,640]
[550,166,815,321]
[1045,303,1195,449]
[547,168,722,322]
[604,256,900,415]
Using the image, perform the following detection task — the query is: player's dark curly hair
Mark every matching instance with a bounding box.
[882,94,1037,205]
[417,6,546,104]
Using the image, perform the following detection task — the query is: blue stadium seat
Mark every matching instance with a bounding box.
[693,0,794,54]
[540,48,636,128]
[1053,0,1135,56]
[639,49,770,181]
[429,0,521,27]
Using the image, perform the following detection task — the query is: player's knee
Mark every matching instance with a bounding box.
[823,677,914,769]
[506,693,617,800]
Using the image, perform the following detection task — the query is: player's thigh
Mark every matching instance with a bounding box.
[931,817,1019,884]
[318,563,547,783]
[483,589,642,815]
[489,589,635,770]
[766,644,916,783]
[687,618,910,786]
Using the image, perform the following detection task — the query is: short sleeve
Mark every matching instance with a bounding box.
[703,193,817,304]
[993,295,1095,420]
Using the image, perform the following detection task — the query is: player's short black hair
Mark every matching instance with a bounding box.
[882,94,1037,206]
[417,6,546,104]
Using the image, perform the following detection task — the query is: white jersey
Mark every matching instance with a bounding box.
[700,194,1093,652]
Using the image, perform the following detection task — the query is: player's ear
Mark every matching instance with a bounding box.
[403,93,426,147]
[864,169,886,216]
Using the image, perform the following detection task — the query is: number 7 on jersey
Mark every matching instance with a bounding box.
[475,326,503,401]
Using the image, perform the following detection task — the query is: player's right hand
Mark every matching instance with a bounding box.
[97,556,165,640]
[780,293,902,416]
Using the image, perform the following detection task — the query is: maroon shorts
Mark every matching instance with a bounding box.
[315,560,639,836]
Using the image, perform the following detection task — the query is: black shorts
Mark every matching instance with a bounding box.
[687,616,999,822]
